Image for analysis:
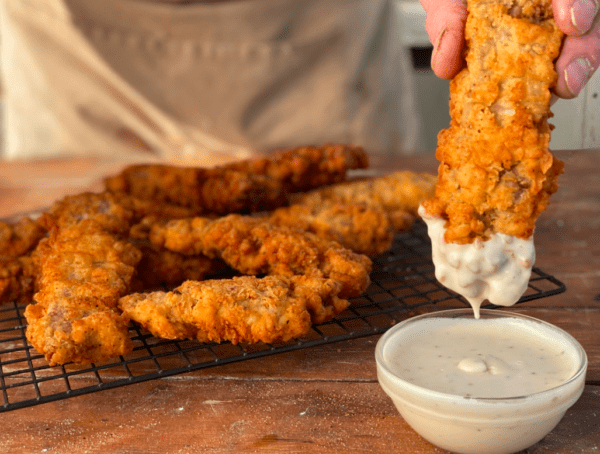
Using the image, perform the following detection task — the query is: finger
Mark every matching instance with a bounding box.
[420,0,468,79]
[553,0,599,36]
[554,17,600,98]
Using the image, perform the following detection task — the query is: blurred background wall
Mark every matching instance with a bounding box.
[397,0,600,153]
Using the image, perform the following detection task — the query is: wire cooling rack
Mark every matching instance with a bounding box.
[0,221,566,412]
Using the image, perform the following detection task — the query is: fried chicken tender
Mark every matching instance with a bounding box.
[119,275,349,344]
[40,192,135,234]
[0,192,196,306]
[421,0,564,243]
[0,256,36,305]
[25,220,142,365]
[21,144,370,363]
[23,192,179,365]
[42,191,200,233]
[23,191,224,364]
[105,166,287,215]
[222,143,369,191]
[0,217,46,257]
[291,171,436,231]
[104,144,368,214]
[0,217,46,304]
[148,214,372,298]
[266,202,394,257]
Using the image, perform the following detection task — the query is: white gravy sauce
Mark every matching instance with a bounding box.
[384,317,577,398]
[418,206,535,318]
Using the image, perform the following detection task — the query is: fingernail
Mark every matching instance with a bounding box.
[431,29,447,59]
[571,0,599,34]
[564,57,594,96]
[430,28,448,74]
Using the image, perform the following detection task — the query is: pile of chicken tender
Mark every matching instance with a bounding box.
[0,144,435,366]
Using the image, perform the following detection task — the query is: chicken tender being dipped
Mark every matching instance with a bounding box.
[419,0,564,317]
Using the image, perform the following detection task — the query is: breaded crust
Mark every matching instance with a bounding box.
[421,0,564,243]
[119,275,348,344]
[148,214,372,298]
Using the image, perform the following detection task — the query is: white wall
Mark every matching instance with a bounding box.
[551,71,600,150]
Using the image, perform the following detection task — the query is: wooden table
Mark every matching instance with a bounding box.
[1,150,599,453]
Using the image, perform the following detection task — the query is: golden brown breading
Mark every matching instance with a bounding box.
[148,214,372,298]
[0,217,46,257]
[116,193,202,220]
[223,143,369,191]
[25,221,142,365]
[22,192,158,365]
[266,202,394,257]
[21,145,372,364]
[105,166,287,214]
[41,191,200,233]
[105,164,205,205]
[40,192,135,234]
[421,0,564,244]
[0,256,36,305]
[119,275,349,344]
[22,191,216,364]
[0,217,46,305]
[291,171,436,231]
[104,144,368,214]
[1,194,201,306]
[0,193,196,308]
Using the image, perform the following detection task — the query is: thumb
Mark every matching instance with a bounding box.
[420,0,468,79]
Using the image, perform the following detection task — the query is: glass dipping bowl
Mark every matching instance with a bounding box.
[375,309,587,454]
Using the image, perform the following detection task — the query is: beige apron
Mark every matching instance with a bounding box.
[0,0,418,164]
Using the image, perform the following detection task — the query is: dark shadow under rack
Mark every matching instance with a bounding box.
[0,221,566,412]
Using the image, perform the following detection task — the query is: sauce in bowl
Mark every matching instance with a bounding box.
[386,315,577,398]
[376,309,587,454]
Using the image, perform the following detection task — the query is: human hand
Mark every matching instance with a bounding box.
[419,0,599,98]
[553,0,599,98]
[419,0,468,80]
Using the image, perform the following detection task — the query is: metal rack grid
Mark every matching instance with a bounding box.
[0,221,566,412]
